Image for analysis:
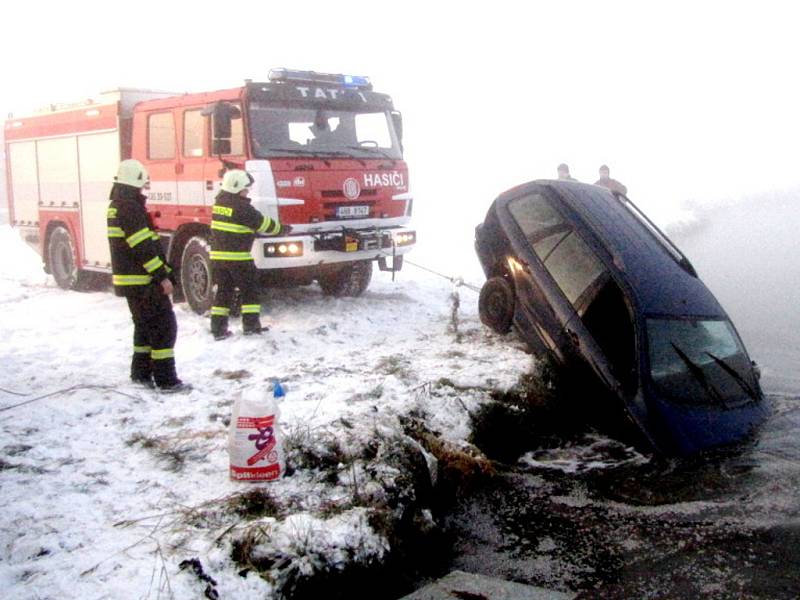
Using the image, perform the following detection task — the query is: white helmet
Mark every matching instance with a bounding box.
[114,159,150,188]
[221,169,255,194]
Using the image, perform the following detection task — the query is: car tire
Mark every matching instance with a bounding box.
[479,276,515,334]
[180,236,214,314]
[318,260,373,297]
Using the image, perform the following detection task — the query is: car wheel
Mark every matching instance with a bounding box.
[479,276,515,334]
[318,260,373,297]
[47,225,81,290]
[180,236,214,314]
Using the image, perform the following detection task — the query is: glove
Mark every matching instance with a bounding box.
[278,223,293,236]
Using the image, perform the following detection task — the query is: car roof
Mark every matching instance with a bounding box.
[499,180,726,318]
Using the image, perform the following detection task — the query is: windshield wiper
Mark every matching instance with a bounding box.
[266,147,364,165]
[705,352,760,402]
[345,145,395,161]
[670,342,729,408]
[268,147,320,156]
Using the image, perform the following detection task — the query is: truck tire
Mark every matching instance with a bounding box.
[47,225,81,290]
[479,276,515,334]
[318,260,373,297]
[180,236,214,314]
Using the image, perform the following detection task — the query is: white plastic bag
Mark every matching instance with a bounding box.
[228,387,284,481]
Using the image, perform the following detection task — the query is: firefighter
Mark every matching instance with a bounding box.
[210,169,291,340]
[107,159,190,392]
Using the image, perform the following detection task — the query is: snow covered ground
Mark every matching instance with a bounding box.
[0,225,534,599]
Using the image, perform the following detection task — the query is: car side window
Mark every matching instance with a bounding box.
[509,194,605,305]
[545,232,606,305]
[508,193,564,242]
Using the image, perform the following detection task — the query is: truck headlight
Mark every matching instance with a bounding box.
[264,241,304,257]
[393,232,416,246]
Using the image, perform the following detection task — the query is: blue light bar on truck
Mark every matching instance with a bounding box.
[267,68,373,91]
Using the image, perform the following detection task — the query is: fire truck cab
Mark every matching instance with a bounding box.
[4,69,416,312]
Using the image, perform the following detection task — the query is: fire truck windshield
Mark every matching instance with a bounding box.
[248,104,402,160]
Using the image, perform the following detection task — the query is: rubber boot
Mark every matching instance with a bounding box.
[243,314,268,336]
[211,314,231,341]
[130,351,154,388]
[153,357,192,394]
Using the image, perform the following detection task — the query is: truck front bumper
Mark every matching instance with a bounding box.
[251,226,416,270]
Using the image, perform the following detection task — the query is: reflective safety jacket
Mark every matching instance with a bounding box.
[107,185,172,297]
[210,191,281,264]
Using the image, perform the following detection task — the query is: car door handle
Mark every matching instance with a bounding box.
[566,328,580,346]
[206,180,214,190]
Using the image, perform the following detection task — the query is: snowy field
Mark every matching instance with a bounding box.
[0,225,533,599]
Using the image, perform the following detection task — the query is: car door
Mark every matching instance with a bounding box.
[502,189,577,363]
[534,211,628,395]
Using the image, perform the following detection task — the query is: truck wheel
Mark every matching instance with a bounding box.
[318,260,373,297]
[47,225,81,290]
[180,236,214,314]
[479,276,515,334]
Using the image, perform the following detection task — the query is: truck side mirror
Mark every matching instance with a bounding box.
[203,102,241,152]
[212,139,232,155]
[391,110,403,151]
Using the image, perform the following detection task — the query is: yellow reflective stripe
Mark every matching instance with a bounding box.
[257,216,278,234]
[126,227,153,248]
[209,250,252,261]
[143,256,164,273]
[151,232,159,241]
[240,304,260,314]
[133,345,151,354]
[113,274,152,286]
[212,205,233,217]
[211,306,230,316]
[211,220,254,234]
[151,348,175,360]
[108,226,125,238]
[107,207,118,218]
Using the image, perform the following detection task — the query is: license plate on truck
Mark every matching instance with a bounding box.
[337,205,369,218]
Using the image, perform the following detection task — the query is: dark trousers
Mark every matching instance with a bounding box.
[211,262,262,334]
[126,286,179,386]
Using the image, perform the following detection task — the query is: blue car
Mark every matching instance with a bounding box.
[475,180,767,457]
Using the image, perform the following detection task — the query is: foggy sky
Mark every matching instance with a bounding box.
[3,1,800,232]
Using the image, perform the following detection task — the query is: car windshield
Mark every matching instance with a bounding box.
[248,103,402,160]
[647,317,759,406]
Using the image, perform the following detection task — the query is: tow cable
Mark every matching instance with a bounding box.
[379,246,482,293]
[402,257,482,293]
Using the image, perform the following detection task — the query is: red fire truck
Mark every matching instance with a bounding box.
[3,69,415,312]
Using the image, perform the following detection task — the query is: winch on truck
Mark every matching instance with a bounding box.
[3,69,416,312]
